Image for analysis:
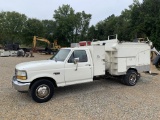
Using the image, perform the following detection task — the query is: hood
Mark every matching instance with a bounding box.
[16,60,64,71]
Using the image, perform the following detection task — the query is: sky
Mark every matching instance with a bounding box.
[0,0,143,25]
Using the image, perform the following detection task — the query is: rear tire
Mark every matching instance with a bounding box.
[124,70,138,86]
[120,75,126,85]
[30,79,54,103]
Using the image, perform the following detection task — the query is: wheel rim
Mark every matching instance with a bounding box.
[129,73,137,84]
[36,84,50,99]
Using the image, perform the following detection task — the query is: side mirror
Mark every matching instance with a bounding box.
[74,58,79,64]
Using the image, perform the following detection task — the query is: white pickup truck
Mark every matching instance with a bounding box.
[12,38,151,103]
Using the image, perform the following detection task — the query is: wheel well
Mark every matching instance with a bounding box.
[127,68,138,73]
[29,77,57,89]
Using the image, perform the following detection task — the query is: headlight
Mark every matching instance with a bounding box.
[15,69,27,80]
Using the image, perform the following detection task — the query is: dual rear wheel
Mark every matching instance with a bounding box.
[121,70,138,86]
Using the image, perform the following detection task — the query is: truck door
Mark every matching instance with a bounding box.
[64,50,93,85]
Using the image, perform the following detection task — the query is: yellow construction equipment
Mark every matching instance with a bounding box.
[32,36,61,53]
[53,40,61,50]
[33,36,51,51]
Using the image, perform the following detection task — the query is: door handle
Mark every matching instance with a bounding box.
[53,72,60,75]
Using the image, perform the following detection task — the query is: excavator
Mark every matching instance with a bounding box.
[33,36,51,50]
[53,40,61,50]
[32,36,61,54]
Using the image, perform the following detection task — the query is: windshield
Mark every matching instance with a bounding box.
[50,49,70,61]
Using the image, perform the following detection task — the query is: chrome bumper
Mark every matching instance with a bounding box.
[12,76,30,92]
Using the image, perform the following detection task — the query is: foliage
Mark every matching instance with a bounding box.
[53,4,75,46]
[0,11,27,44]
[0,1,160,49]
[41,20,56,40]
[92,0,160,49]
[53,5,91,46]
[23,18,44,45]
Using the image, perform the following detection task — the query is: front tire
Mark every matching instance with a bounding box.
[30,79,54,103]
[124,70,138,86]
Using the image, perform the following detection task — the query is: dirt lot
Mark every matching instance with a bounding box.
[0,53,160,120]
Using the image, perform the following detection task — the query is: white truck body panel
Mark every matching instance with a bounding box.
[15,48,94,87]
[81,39,150,76]
[87,46,105,76]
[117,58,127,72]
[104,40,150,75]
[16,60,66,86]
[64,48,93,86]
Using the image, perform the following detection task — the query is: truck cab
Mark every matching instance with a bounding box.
[13,47,100,103]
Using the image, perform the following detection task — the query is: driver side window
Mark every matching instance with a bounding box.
[68,50,88,63]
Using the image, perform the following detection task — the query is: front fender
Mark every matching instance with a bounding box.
[27,72,65,87]
[30,73,55,82]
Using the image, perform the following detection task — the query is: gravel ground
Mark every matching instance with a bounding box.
[0,54,160,120]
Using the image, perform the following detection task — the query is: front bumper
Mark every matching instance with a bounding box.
[12,76,30,92]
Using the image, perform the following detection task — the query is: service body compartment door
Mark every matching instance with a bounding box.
[65,49,93,85]
[90,46,105,76]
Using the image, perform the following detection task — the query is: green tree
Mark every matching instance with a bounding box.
[0,11,27,44]
[141,0,160,49]
[129,0,160,49]
[115,9,132,41]
[53,4,91,46]
[53,4,75,46]
[23,18,44,45]
[129,0,144,38]
[95,14,119,40]
[87,25,97,40]
[41,20,56,41]
[76,11,91,41]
